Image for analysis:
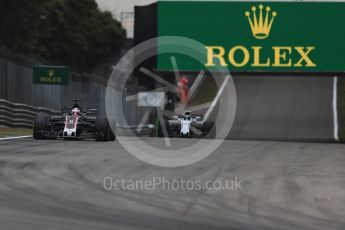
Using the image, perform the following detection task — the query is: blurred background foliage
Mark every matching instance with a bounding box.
[0,0,126,70]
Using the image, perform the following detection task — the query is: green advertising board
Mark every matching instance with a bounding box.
[157,1,345,73]
[33,66,69,85]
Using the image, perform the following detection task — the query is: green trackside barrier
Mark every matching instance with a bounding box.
[155,117,160,137]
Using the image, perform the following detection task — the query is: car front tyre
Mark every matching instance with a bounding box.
[95,117,115,142]
[33,115,48,140]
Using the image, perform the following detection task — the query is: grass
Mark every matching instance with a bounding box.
[338,77,345,141]
[0,127,32,138]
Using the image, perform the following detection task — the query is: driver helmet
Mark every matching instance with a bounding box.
[72,108,80,116]
[184,110,191,120]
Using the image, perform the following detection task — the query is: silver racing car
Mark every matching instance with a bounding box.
[166,111,214,138]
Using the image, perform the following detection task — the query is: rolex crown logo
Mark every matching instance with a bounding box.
[48,69,54,77]
[245,4,277,40]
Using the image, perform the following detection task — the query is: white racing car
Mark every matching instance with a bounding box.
[33,100,115,141]
[166,111,215,138]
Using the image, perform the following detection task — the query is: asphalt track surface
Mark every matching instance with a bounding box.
[0,137,345,230]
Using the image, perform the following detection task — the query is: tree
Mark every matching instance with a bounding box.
[0,0,47,55]
[0,0,126,69]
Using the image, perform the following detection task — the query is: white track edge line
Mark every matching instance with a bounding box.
[0,136,32,141]
[333,76,339,141]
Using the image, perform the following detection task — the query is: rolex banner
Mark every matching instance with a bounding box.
[33,66,69,85]
[157,1,345,73]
